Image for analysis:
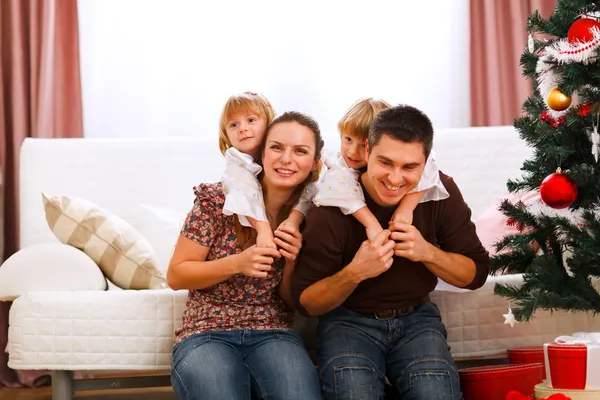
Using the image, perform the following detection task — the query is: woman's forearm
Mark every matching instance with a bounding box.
[167,255,240,290]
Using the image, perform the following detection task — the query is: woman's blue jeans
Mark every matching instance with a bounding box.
[317,302,462,400]
[171,329,322,400]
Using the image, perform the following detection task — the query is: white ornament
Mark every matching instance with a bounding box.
[528,34,535,53]
[503,307,518,328]
[591,115,600,162]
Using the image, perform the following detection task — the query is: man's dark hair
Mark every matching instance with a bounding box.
[368,104,434,158]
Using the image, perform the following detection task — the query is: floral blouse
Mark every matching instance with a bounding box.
[173,183,293,345]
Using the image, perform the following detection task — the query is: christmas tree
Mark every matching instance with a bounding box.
[490,0,600,322]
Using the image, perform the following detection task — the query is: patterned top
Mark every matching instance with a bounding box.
[173,183,293,345]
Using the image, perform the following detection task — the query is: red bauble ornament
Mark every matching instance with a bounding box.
[568,18,600,43]
[540,169,578,209]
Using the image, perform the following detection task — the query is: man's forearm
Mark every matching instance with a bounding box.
[423,244,476,287]
[299,267,359,317]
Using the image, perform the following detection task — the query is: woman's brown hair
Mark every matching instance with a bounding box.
[260,111,324,223]
[235,111,324,247]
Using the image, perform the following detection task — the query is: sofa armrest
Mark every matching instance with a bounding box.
[0,243,107,301]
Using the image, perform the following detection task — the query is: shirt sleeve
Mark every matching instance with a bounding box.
[293,181,319,216]
[312,159,365,215]
[436,174,490,290]
[221,148,268,224]
[292,206,347,316]
[180,184,223,248]
[410,152,450,202]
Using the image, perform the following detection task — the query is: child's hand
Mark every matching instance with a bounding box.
[277,218,301,233]
[366,225,384,242]
[391,208,414,225]
[256,229,277,250]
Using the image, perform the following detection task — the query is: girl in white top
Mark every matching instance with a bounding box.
[218,92,317,248]
[313,98,449,240]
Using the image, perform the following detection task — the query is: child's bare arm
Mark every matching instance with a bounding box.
[391,190,425,225]
[247,216,276,249]
[353,206,383,241]
[277,210,305,232]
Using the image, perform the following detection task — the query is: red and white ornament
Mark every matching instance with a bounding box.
[539,169,578,209]
[544,18,600,64]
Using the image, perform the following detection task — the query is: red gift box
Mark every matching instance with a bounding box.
[508,346,547,379]
[459,363,544,400]
[544,333,600,390]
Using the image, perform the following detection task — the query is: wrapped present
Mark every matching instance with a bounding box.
[543,332,600,390]
[459,363,544,400]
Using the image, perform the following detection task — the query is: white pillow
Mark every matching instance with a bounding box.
[0,243,107,301]
[42,193,166,290]
[133,204,187,275]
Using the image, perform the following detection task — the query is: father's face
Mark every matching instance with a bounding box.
[362,134,427,207]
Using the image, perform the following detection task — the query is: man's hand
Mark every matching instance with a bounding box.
[389,222,434,263]
[346,229,395,282]
[274,225,302,262]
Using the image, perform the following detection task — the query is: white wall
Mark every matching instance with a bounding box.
[77,0,470,148]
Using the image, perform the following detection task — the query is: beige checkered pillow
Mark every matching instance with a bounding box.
[41,193,166,290]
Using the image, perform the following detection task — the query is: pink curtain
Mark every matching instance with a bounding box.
[470,0,557,126]
[0,0,83,387]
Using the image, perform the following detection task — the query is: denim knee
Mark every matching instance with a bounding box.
[171,333,251,400]
[320,353,386,400]
[403,356,461,400]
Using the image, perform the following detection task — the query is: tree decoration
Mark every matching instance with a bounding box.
[547,88,572,111]
[540,110,566,127]
[503,307,518,328]
[544,17,600,64]
[539,169,578,209]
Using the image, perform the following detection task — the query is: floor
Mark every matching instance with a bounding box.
[0,387,177,400]
[0,371,177,400]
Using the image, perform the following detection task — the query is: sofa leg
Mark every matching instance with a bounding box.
[52,370,73,400]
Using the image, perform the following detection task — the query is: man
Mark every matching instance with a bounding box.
[292,105,489,400]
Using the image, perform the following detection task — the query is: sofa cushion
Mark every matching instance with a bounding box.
[41,193,166,290]
[133,204,187,276]
[0,243,107,301]
[475,191,541,257]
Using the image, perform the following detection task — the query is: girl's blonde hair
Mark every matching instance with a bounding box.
[338,98,392,141]
[218,91,276,155]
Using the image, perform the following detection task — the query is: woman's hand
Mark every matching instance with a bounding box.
[274,225,303,262]
[236,245,281,278]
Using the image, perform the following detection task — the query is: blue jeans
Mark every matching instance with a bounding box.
[171,329,323,400]
[317,302,461,400]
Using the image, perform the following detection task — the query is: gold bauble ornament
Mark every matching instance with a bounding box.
[547,88,572,111]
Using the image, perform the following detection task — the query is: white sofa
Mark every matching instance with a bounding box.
[3,126,600,399]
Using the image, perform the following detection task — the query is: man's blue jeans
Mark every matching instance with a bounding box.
[317,302,462,400]
[171,329,322,400]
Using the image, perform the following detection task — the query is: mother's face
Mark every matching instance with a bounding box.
[261,121,317,190]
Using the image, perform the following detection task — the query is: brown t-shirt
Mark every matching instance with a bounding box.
[292,172,490,316]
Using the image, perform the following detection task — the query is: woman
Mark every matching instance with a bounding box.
[167,111,324,400]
